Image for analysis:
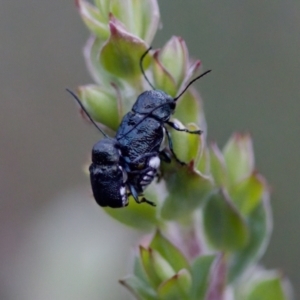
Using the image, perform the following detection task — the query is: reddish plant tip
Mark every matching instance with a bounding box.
[109,21,118,36]
[193,60,202,68]
[177,36,184,42]
[234,131,252,140]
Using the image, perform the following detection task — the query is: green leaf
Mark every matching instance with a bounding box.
[104,186,158,230]
[170,121,203,164]
[138,0,160,44]
[84,37,103,84]
[158,36,188,86]
[178,59,202,90]
[196,146,210,175]
[230,172,267,216]
[157,269,192,300]
[119,275,157,300]
[94,0,110,22]
[189,254,216,300]
[100,17,150,82]
[133,256,151,285]
[140,247,176,289]
[173,88,205,129]
[161,167,213,220]
[77,0,109,39]
[223,133,254,185]
[245,276,287,300]
[228,198,272,282]
[152,50,177,97]
[150,230,190,272]
[203,189,249,251]
[209,142,228,187]
[78,85,120,131]
[84,36,122,86]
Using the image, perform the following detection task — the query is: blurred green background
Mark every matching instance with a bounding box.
[0,1,299,299]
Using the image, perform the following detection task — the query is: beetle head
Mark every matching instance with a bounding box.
[132,90,175,122]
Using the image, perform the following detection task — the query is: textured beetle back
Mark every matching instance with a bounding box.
[132,90,174,121]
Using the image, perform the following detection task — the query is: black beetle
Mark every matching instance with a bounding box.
[89,138,128,207]
[66,89,156,208]
[67,49,210,209]
[115,48,211,190]
[116,111,165,198]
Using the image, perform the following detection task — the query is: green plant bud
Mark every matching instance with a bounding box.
[78,84,120,131]
[100,17,151,83]
[230,171,268,216]
[108,0,160,44]
[189,254,216,300]
[203,189,249,251]
[140,246,176,289]
[80,0,160,45]
[157,269,192,300]
[157,36,188,86]
[228,196,272,282]
[119,275,157,300]
[76,0,109,39]
[161,167,213,220]
[150,230,190,272]
[209,142,229,187]
[241,270,291,300]
[223,133,254,185]
[152,50,177,97]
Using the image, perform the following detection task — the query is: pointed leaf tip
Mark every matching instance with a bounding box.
[158,36,188,86]
[223,132,255,185]
[150,230,190,273]
[157,269,192,300]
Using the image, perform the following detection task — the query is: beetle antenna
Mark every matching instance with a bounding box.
[117,69,211,140]
[117,67,209,140]
[173,70,211,101]
[66,88,109,138]
[140,47,156,90]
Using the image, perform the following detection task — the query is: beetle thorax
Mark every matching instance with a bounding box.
[132,90,175,121]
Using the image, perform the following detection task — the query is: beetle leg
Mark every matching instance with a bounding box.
[166,121,202,135]
[140,197,156,206]
[128,184,156,206]
[159,149,171,163]
[127,166,153,175]
[155,169,163,183]
[165,128,186,166]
